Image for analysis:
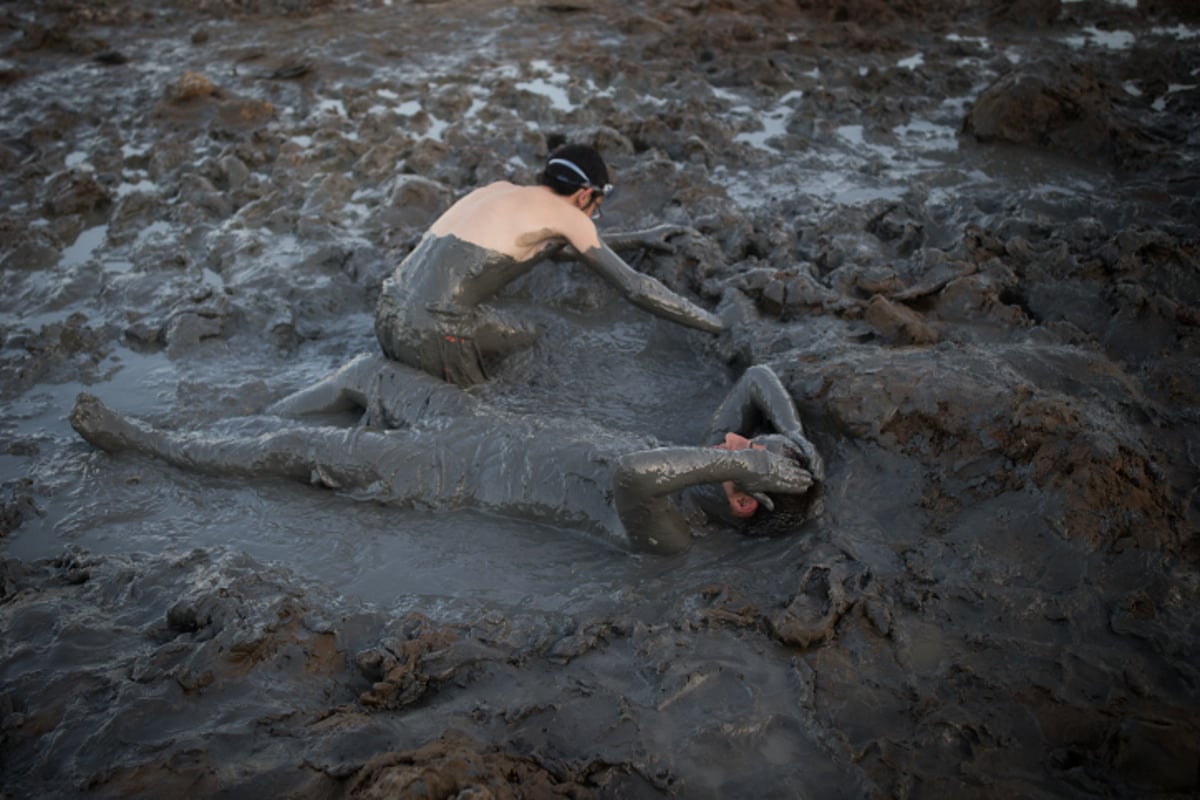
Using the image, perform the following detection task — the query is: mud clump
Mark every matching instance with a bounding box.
[346,730,596,800]
[963,59,1161,167]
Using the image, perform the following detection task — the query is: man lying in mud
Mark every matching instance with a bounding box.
[70,358,822,554]
[375,143,724,386]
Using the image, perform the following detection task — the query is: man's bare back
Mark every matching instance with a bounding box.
[375,144,723,387]
[428,181,602,262]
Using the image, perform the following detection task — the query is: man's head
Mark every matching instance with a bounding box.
[540,144,612,217]
[697,432,821,530]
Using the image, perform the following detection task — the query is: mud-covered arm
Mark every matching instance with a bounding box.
[705,365,804,442]
[577,243,723,334]
[706,364,824,478]
[602,224,695,253]
[614,446,812,554]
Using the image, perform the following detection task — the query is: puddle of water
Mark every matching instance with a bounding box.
[1153,25,1200,41]
[516,77,572,112]
[1064,27,1136,50]
[64,151,90,170]
[116,178,158,197]
[732,90,803,152]
[894,117,959,153]
[1153,82,1199,111]
[60,224,107,267]
[316,97,347,117]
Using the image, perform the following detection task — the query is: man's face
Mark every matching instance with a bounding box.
[715,433,765,518]
[583,188,605,219]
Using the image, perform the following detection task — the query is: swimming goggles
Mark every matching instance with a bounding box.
[547,158,613,197]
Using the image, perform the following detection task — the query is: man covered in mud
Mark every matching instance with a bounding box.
[375,143,724,386]
[70,359,822,554]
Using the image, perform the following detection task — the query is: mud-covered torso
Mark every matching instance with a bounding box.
[360,408,645,542]
[380,234,551,327]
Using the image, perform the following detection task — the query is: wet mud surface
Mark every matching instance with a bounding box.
[2,0,1199,797]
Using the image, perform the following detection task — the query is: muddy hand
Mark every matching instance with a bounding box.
[784,429,825,481]
[740,449,813,495]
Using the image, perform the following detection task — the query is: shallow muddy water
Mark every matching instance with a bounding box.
[2,1,1199,797]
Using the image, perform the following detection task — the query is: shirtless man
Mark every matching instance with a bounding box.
[70,360,822,554]
[375,144,724,386]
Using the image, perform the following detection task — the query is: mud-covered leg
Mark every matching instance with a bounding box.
[73,393,333,481]
[266,353,388,417]
[71,393,434,502]
[71,393,169,455]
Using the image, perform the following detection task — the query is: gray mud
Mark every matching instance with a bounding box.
[2,0,1199,797]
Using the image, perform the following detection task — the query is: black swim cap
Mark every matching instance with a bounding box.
[540,144,610,196]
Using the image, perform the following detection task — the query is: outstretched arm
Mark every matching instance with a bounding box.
[614,446,812,554]
[543,195,721,334]
[576,243,722,334]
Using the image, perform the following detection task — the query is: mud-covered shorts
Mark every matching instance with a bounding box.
[374,295,488,388]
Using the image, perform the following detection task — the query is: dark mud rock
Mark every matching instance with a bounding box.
[793,0,953,26]
[354,135,420,185]
[1111,717,1200,792]
[154,71,275,133]
[345,729,595,799]
[963,60,1157,167]
[169,71,216,102]
[0,231,62,273]
[355,613,465,709]
[0,495,38,537]
[189,0,347,17]
[1138,0,1200,22]
[127,552,346,692]
[929,260,1026,330]
[731,266,841,316]
[0,549,379,798]
[987,0,1062,27]
[3,313,117,393]
[178,172,233,219]
[864,294,939,345]
[803,344,1188,553]
[865,203,926,258]
[42,170,112,218]
[547,617,632,664]
[403,139,452,178]
[768,552,883,647]
[380,174,453,232]
[164,309,226,355]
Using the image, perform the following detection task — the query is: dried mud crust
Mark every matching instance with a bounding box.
[346,730,596,800]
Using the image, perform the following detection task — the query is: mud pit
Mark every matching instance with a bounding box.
[2,0,1199,797]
